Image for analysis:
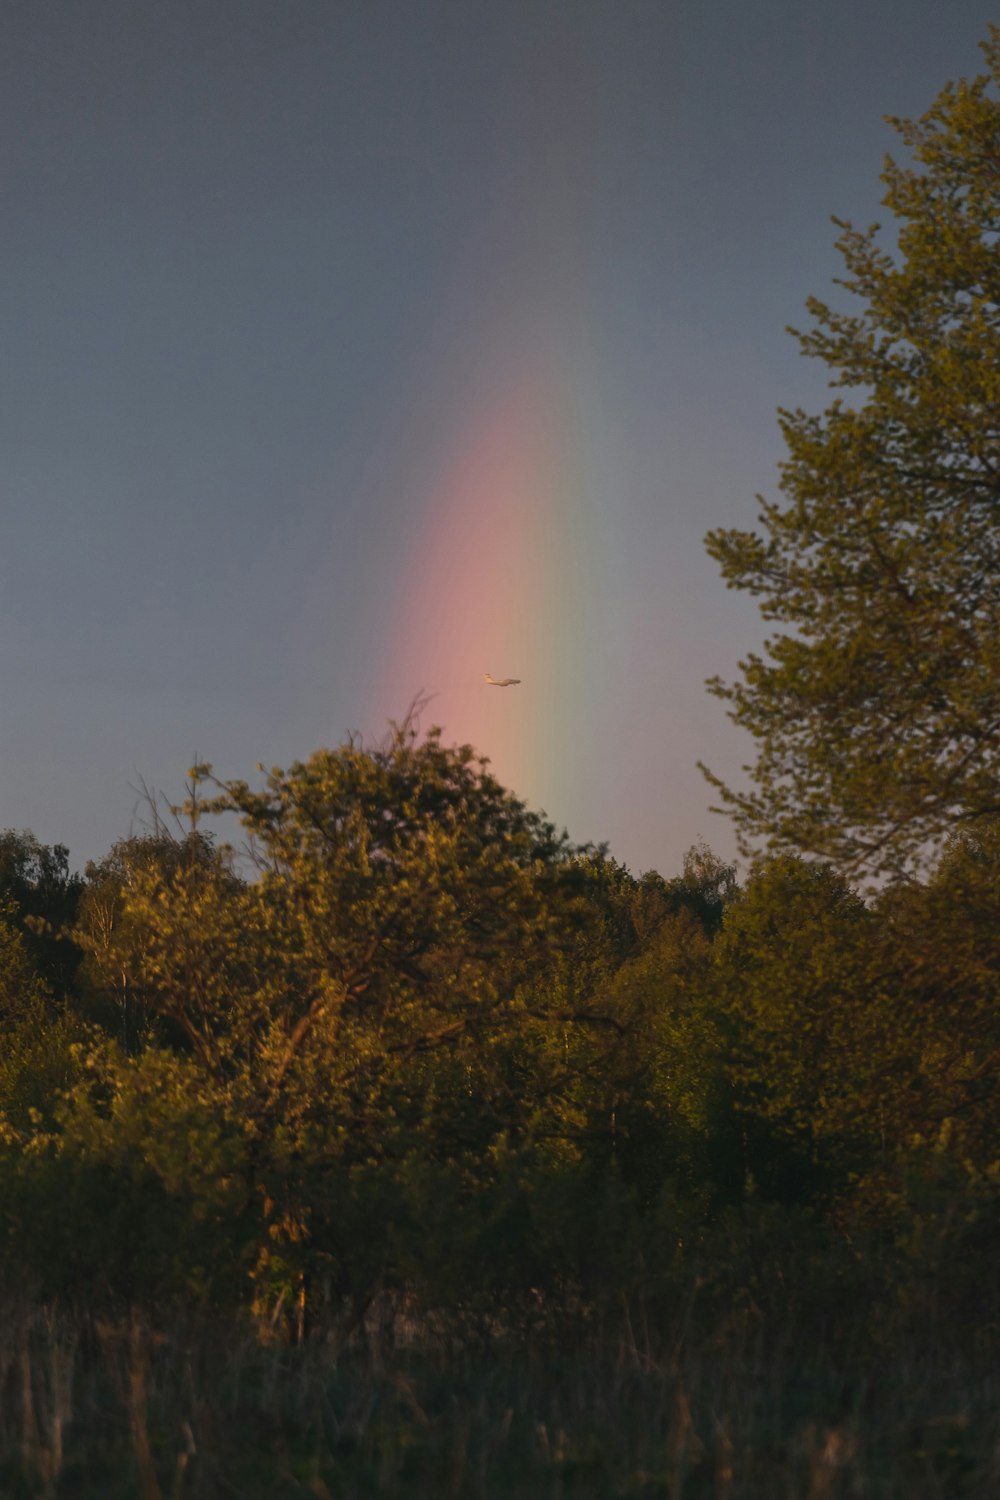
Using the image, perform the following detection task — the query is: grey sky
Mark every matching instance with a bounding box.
[1,1,994,874]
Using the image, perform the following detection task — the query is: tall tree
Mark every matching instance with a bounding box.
[703,30,1000,876]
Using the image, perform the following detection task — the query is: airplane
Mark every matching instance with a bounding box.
[484,673,521,687]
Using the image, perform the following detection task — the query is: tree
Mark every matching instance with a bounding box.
[52,721,633,1320]
[0,902,78,1135]
[867,818,1000,1179]
[707,836,1000,1217]
[183,720,596,1106]
[709,856,875,1194]
[703,30,1000,877]
[0,830,83,994]
[74,831,220,1052]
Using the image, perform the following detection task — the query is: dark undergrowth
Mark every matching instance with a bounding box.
[1,1292,997,1500]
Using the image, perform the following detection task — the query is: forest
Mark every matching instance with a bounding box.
[1,742,998,1497]
[2,28,1000,1500]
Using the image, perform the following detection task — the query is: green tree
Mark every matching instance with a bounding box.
[46,723,632,1320]
[703,30,1000,877]
[183,721,595,1102]
[709,855,878,1201]
[708,838,1000,1218]
[0,903,78,1135]
[867,819,1000,1179]
[75,831,218,1051]
[0,830,83,994]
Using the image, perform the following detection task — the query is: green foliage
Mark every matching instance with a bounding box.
[74,832,218,1051]
[0,829,83,994]
[21,724,641,1316]
[0,903,79,1137]
[0,716,997,1445]
[595,905,732,1204]
[711,857,873,1147]
[867,819,1000,1178]
[3,727,996,1331]
[706,838,1000,1220]
[703,28,1000,877]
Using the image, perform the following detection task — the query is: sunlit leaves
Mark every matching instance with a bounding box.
[703,29,1000,877]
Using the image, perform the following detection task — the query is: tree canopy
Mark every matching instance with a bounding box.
[703,29,1000,877]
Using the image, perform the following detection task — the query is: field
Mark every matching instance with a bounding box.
[2,1286,997,1500]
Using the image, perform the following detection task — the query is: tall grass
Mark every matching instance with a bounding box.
[0,1288,996,1499]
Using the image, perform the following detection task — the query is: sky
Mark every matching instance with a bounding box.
[1,0,996,877]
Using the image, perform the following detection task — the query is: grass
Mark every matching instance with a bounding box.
[0,1293,996,1499]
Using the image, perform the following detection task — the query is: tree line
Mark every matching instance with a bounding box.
[0,729,996,1346]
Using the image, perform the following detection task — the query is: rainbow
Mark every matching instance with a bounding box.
[360,333,616,833]
[353,31,630,836]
